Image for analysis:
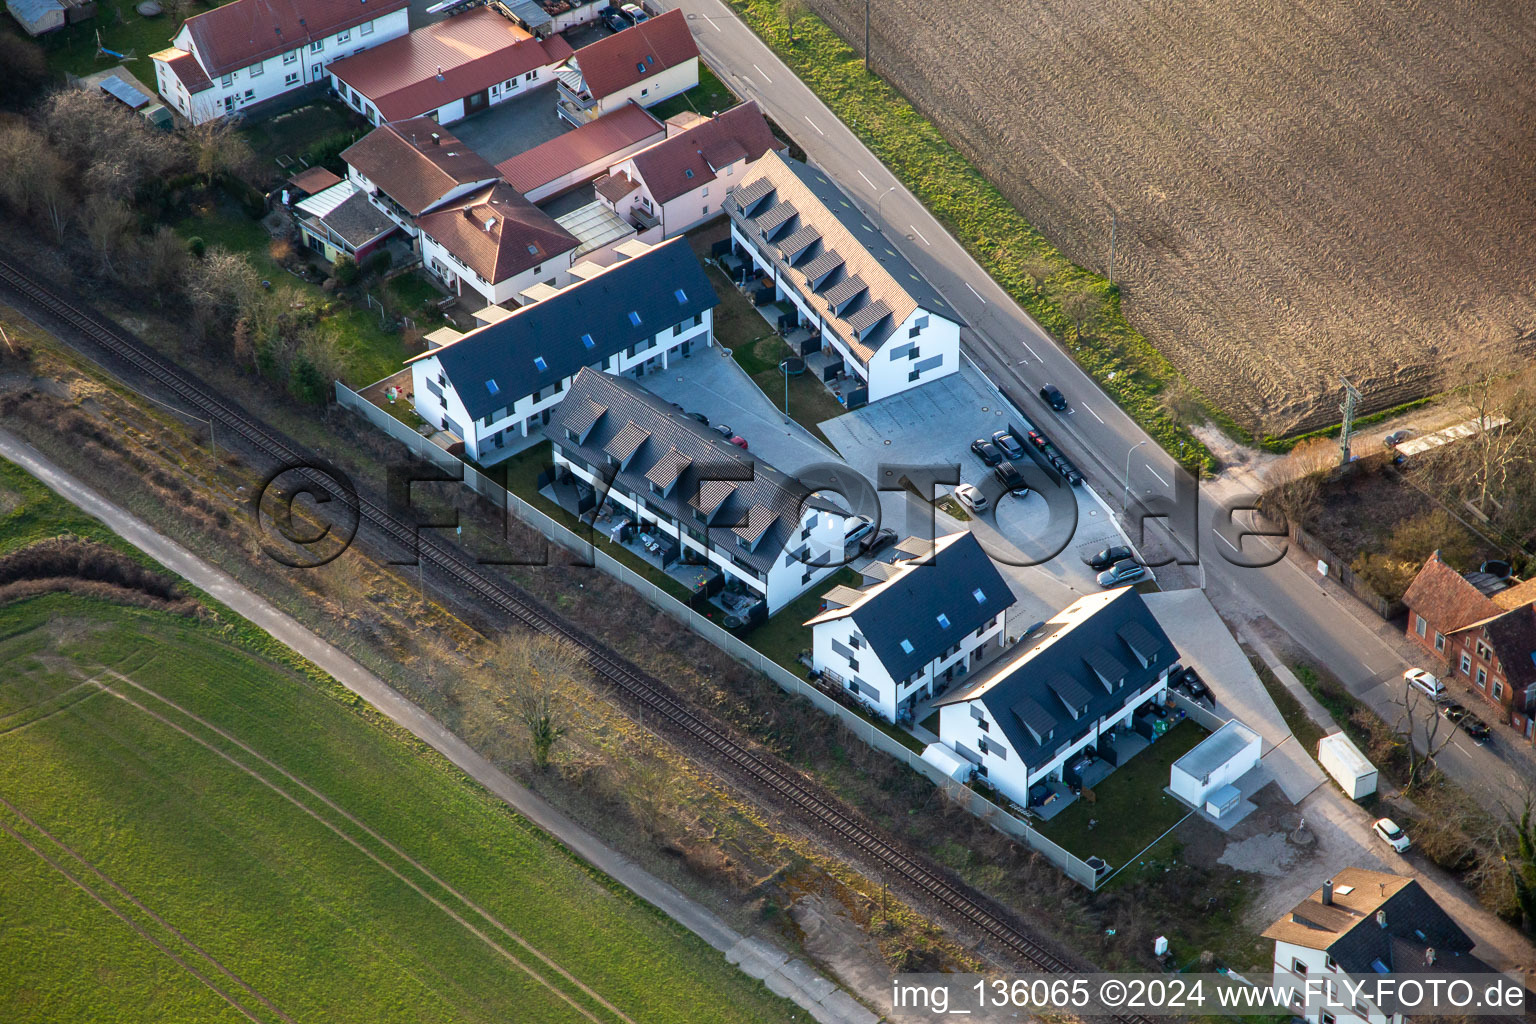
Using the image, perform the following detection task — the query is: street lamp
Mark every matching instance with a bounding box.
[876,185,897,220]
[1122,440,1148,511]
[780,360,791,424]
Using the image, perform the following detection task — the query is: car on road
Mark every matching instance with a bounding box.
[598,5,631,29]
[1088,545,1134,571]
[861,527,897,556]
[1404,667,1448,702]
[729,435,748,450]
[1039,384,1068,411]
[1096,559,1147,588]
[1373,817,1412,853]
[993,462,1030,497]
[620,2,649,22]
[684,411,708,425]
[954,483,989,514]
[991,430,1024,460]
[711,422,733,438]
[1384,429,1413,447]
[969,438,1003,466]
[1460,713,1492,745]
[1439,701,1468,725]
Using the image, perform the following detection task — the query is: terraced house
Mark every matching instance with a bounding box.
[151,0,409,123]
[545,368,857,615]
[724,151,963,407]
[806,532,1015,724]
[407,237,715,462]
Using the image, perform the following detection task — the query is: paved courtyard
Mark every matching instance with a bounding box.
[448,85,568,165]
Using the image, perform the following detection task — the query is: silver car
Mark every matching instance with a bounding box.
[1096,559,1147,587]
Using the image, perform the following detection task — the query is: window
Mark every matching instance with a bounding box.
[1477,667,1487,688]
[674,288,688,304]
[581,333,595,349]
[533,356,548,372]
[359,18,374,34]
[701,205,709,215]
[1493,680,1504,700]
[1477,640,1492,660]
[221,73,234,87]
[525,71,536,81]
[1325,955,1337,971]
[285,72,300,86]
[702,187,708,197]
[908,347,921,360]
[243,89,254,101]
[485,379,500,395]
[684,168,694,179]
[1461,652,1472,675]
[284,50,298,64]
[1322,1015,1335,1024]
[908,369,920,383]
[1434,632,1445,652]
[337,28,351,42]
[973,587,987,604]
[899,639,914,655]
[248,61,264,77]
[637,62,647,73]
[1292,958,1308,975]
[628,311,642,326]
[937,613,951,629]
[846,655,859,672]
[310,39,324,53]
[1415,614,1427,637]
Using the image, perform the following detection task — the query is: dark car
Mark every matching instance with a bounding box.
[685,411,708,425]
[1039,384,1068,411]
[993,462,1030,496]
[599,5,631,30]
[1440,702,1468,725]
[861,527,897,556]
[1175,666,1211,703]
[1089,545,1134,571]
[1384,429,1413,448]
[970,438,1003,466]
[711,422,734,438]
[991,430,1024,460]
[1460,713,1492,745]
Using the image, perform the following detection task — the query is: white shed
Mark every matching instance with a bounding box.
[7,0,65,34]
[1317,732,1377,799]
[921,742,973,783]
[1170,719,1262,811]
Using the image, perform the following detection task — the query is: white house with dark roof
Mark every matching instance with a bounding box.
[724,151,963,407]
[151,0,409,123]
[933,587,1178,815]
[805,532,1015,723]
[546,368,857,614]
[407,237,716,462]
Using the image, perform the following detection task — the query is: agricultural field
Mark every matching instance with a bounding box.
[810,0,1536,435]
[0,456,797,1024]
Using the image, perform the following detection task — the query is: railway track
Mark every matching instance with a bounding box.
[0,257,1155,1023]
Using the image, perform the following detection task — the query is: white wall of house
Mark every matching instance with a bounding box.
[345,166,496,237]
[410,309,714,462]
[605,149,745,237]
[160,8,409,123]
[334,66,554,127]
[937,673,1169,809]
[419,232,574,309]
[1269,940,1396,1024]
[812,611,1004,723]
[594,58,697,116]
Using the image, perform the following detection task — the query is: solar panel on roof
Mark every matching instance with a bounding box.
[100,76,149,110]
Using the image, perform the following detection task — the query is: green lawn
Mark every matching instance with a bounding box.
[650,65,737,122]
[23,0,217,77]
[0,592,799,1024]
[0,458,127,558]
[741,565,857,674]
[1034,718,1207,868]
[241,102,364,175]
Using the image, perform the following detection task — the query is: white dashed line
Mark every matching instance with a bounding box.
[965,282,986,303]
[1083,403,1104,423]
[857,169,875,188]
[1215,529,1242,554]
[911,225,930,246]
[708,15,722,31]
[1020,339,1040,361]
[752,63,771,82]
[1146,464,1170,487]
[805,115,824,135]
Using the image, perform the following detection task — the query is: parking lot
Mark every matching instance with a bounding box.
[448,85,569,165]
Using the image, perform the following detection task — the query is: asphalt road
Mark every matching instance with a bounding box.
[659,0,1536,819]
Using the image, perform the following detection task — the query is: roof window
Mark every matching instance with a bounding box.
[628,311,642,326]
[674,288,687,303]
[900,639,914,654]
[684,168,694,178]
[485,379,500,395]
[937,613,951,629]
[973,587,987,604]
[581,333,595,349]
[636,62,647,74]
[533,356,548,372]
[527,244,540,255]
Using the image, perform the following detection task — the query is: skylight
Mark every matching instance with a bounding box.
[674,288,687,303]
[937,613,951,629]
[628,311,642,326]
[899,639,914,654]
[636,62,646,74]
[581,333,595,349]
[973,587,987,604]
[684,168,694,178]
[485,379,500,395]
[527,244,540,255]
[533,356,548,372]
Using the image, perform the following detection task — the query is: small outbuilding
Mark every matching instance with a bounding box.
[1169,719,1261,814]
[7,0,65,35]
[1317,732,1377,799]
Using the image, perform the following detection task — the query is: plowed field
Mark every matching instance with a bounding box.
[811,0,1536,434]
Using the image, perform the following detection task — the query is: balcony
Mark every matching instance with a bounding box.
[629,205,659,230]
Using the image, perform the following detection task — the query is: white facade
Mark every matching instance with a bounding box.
[334,65,554,127]
[153,9,409,123]
[411,309,713,462]
[812,611,1004,724]
[419,233,572,309]
[1317,732,1378,799]
[605,153,739,238]
[1269,941,1398,1024]
[1167,719,1261,809]
[344,165,496,238]
[937,672,1170,809]
[559,58,697,124]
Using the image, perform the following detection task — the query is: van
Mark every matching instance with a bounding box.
[1404,668,1447,702]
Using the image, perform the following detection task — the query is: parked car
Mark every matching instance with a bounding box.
[1096,559,1147,588]
[954,483,989,514]
[729,435,749,450]
[992,462,1030,497]
[1460,713,1492,745]
[685,411,708,425]
[1384,429,1413,447]
[620,2,649,21]
[1439,701,1468,725]
[711,422,734,437]
[843,515,874,546]
[1088,544,1134,571]
[1039,384,1068,411]
[1373,817,1412,853]
[969,438,1003,466]
[861,527,897,556]
[599,4,631,29]
[1404,667,1448,703]
[1174,666,1211,704]
[991,430,1024,460]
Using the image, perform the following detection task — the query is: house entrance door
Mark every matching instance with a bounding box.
[465,89,490,114]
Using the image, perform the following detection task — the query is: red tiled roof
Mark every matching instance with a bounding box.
[416,182,578,284]
[152,48,214,93]
[496,102,663,195]
[341,119,499,217]
[328,8,564,122]
[594,170,640,203]
[570,8,697,100]
[1403,551,1501,634]
[628,101,780,204]
[180,0,409,78]
[288,166,342,194]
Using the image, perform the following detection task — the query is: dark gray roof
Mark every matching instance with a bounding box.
[822,274,867,310]
[826,532,1013,681]
[845,298,892,334]
[547,368,829,575]
[936,588,1177,769]
[323,191,396,248]
[755,200,797,236]
[778,225,821,260]
[800,249,843,284]
[418,237,717,421]
[1328,881,1476,975]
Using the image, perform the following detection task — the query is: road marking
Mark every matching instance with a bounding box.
[857,169,875,188]
[804,115,824,135]
[1215,528,1242,554]
[965,282,986,303]
[708,14,722,30]
[1082,403,1104,423]
[911,225,930,245]
[1146,464,1170,487]
[1020,339,1040,361]
[752,63,771,82]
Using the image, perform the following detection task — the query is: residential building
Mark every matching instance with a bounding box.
[150,0,409,123]
[294,179,398,265]
[1402,550,1536,739]
[932,587,1178,813]
[545,368,856,614]
[327,7,573,126]
[1262,868,1489,1024]
[724,152,964,407]
[595,101,784,239]
[555,8,698,125]
[407,237,716,461]
[497,102,665,204]
[416,182,580,308]
[805,531,1015,723]
[341,119,501,239]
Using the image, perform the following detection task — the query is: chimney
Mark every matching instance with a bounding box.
[1376,910,1388,929]
[463,208,474,220]
[430,132,441,145]
[1322,879,1334,906]
[436,65,444,81]
[483,216,495,233]
[1425,948,1436,966]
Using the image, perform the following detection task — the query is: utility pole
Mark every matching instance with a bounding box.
[1339,377,1362,466]
[1108,210,1116,286]
[864,0,870,72]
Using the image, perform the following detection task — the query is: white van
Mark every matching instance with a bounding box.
[1404,668,1447,702]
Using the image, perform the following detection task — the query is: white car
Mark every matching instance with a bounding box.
[954,483,989,514]
[1373,817,1411,853]
[1403,667,1448,702]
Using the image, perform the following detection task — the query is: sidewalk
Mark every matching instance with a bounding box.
[0,428,879,1024]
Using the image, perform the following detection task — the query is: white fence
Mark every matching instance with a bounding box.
[336,382,1107,888]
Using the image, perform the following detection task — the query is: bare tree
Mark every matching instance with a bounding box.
[467,632,586,770]
[184,118,256,186]
[184,245,263,342]
[0,122,73,241]
[1258,436,1335,530]
[82,195,136,275]
[139,225,191,296]
[1390,677,1456,794]
[779,0,809,42]
[1018,254,1054,297]
[1058,286,1106,343]
[39,90,184,202]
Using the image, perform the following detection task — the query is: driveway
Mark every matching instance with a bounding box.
[448,85,568,165]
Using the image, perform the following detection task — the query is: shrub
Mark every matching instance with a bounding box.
[332,254,360,287]
[288,354,327,405]
[364,250,393,276]
[187,235,207,259]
